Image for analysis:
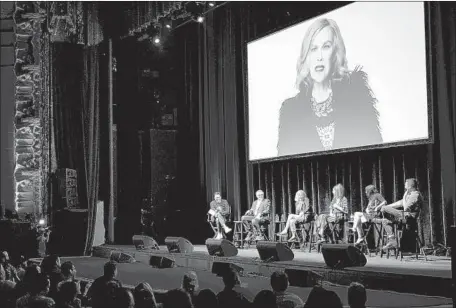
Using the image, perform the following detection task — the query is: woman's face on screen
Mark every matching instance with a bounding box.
[308,26,334,84]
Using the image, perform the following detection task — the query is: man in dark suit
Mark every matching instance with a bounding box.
[379,178,422,250]
[241,190,271,241]
[209,192,232,239]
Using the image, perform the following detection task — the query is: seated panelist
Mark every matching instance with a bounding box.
[351,185,386,245]
[241,190,271,242]
[377,178,422,250]
[277,190,313,241]
[314,184,349,244]
[209,192,232,239]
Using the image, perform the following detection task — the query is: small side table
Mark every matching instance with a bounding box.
[346,220,355,244]
[233,221,244,249]
[275,221,286,242]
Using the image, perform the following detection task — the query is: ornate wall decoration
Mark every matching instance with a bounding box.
[48,2,77,43]
[48,2,103,46]
[13,2,48,216]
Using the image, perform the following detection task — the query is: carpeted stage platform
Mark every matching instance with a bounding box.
[89,244,452,300]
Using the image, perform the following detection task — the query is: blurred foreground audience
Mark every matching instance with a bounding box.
[0,249,371,308]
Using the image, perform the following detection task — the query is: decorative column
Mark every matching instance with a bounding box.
[13,2,48,218]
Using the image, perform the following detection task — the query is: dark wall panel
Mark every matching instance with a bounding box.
[1,1,16,215]
[0,66,15,214]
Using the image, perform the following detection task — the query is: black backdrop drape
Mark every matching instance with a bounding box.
[176,2,456,244]
[52,43,100,255]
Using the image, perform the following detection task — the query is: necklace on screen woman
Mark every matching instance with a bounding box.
[311,92,335,150]
[311,91,334,117]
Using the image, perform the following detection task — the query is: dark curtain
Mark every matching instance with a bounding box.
[81,47,101,255]
[178,2,455,244]
[432,3,456,230]
[52,43,100,255]
[177,4,247,223]
[52,43,84,174]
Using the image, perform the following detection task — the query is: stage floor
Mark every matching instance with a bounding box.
[52,256,452,308]
[91,244,452,299]
[103,244,451,279]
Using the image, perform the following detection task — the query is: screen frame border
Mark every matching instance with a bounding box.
[243,2,435,164]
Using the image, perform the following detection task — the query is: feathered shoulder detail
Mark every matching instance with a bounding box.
[334,65,371,88]
[332,66,381,132]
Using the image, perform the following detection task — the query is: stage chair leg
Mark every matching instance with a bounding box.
[376,224,383,256]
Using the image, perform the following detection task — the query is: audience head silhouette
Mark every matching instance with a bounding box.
[348,282,367,308]
[40,254,60,274]
[304,285,343,308]
[270,271,289,292]
[253,289,278,308]
[164,288,194,308]
[195,288,218,308]
[60,261,76,278]
[134,282,158,308]
[222,267,241,289]
[104,261,118,279]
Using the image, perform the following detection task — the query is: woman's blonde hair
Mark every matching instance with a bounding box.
[331,184,345,202]
[295,190,307,202]
[295,18,349,90]
[295,190,307,212]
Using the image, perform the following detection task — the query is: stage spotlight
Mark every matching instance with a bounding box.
[162,17,172,29]
[196,16,204,23]
[153,37,161,44]
[208,2,215,7]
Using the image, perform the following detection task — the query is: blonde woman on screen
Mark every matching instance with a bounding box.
[277,18,382,157]
[277,190,313,241]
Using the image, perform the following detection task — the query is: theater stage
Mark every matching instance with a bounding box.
[90,244,452,299]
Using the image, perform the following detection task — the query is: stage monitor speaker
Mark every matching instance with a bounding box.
[165,236,194,254]
[149,255,176,269]
[256,241,294,262]
[284,269,322,287]
[110,251,136,263]
[205,238,238,257]
[211,262,244,277]
[321,244,367,268]
[132,234,159,250]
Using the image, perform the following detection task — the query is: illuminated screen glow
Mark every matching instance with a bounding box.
[247,2,429,161]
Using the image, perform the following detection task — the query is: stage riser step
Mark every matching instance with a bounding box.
[92,246,452,298]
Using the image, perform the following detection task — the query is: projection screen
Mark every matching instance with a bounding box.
[247,2,430,161]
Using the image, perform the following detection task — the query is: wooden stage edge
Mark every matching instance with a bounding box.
[92,244,452,298]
